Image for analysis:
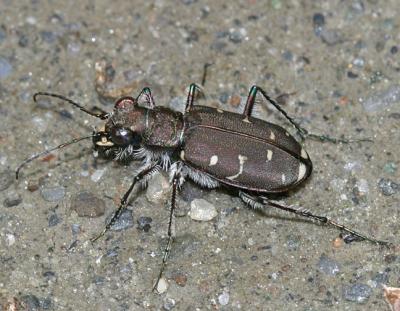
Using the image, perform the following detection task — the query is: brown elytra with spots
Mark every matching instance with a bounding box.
[182,106,312,193]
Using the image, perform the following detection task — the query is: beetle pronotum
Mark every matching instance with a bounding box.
[16,79,389,291]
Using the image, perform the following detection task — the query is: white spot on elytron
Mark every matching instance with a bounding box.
[266,150,273,161]
[300,148,308,159]
[216,108,224,113]
[297,163,307,182]
[242,116,251,123]
[270,131,275,140]
[180,150,185,160]
[226,154,248,180]
[209,155,218,166]
[281,174,286,183]
[285,132,290,137]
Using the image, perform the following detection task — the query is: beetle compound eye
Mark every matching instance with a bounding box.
[110,126,141,146]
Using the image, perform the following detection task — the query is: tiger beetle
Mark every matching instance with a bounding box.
[16,70,389,292]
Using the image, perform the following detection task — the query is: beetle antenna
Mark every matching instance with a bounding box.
[201,62,213,86]
[33,92,109,120]
[15,135,94,180]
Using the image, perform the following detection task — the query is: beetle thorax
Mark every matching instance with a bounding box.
[144,107,184,149]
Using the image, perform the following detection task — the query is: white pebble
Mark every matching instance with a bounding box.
[218,291,230,305]
[6,233,15,246]
[189,199,218,221]
[156,277,168,294]
[91,168,106,182]
[146,173,169,203]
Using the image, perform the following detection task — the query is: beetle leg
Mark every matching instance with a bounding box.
[239,191,390,247]
[184,83,204,113]
[90,164,160,243]
[201,62,213,86]
[136,87,156,108]
[184,63,212,113]
[244,86,372,143]
[243,86,306,134]
[153,173,179,292]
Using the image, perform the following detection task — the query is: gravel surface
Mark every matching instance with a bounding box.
[0,1,399,310]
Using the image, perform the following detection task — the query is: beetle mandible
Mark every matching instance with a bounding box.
[16,80,389,291]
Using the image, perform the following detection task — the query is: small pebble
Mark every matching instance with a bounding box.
[218,291,230,305]
[383,162,397,174]
[343,283,372,303]
[137,216,152,232]
[362,85,400,112]
[228,29,245,44]
[41,297,52,309]
[370,271,389,288]
[27,179,40,192]
[3,191,22,207]
[40,186,65,202]
[6,233,16,246]
[383,286,400,310]
[229,94,242,107]
[0,57,13,79]
[353,57,365,67]
[378,178,398,196]
[146,173,169,204]
[173,272,187,287]
[20,294,41,310]
[320,28,343,46]
[48,213,61,227]
[350,1,365,14]
[189,198,218,221]
[108,209,133,231]
[317,254,340,276]
[313,13,325,28]
[0,170,13,191]
[355,179,369,194]
[31,116,50,131]
[70,191,106,217]
[333,237,343,248]
[91,168,106,182]
[67,41,81,54]
[156,277,168,294]
[347,71,358,79]
[163,297,176,310]
[40,31,57,43]
[71,224,81,235]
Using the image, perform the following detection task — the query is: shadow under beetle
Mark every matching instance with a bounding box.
[16,79,390,292]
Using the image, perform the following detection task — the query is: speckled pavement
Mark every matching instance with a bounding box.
[0,1,399,310]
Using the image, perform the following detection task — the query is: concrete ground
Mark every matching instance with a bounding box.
[0,1,399,310]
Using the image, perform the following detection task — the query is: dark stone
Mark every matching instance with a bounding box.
[70,191,106,217]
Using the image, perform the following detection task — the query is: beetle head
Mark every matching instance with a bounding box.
[93,96,146,160]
